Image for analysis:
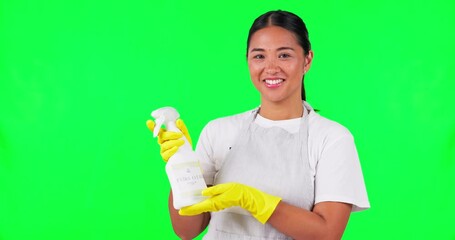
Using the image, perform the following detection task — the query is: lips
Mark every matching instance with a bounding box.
[263,78,284,88]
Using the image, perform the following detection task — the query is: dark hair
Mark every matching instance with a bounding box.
[247,10,311,101]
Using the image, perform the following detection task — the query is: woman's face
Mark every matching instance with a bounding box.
[247,26,313,104]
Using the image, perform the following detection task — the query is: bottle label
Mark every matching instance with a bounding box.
[171,161,206,195]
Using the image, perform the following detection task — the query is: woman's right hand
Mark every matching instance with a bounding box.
[146,119,193,162]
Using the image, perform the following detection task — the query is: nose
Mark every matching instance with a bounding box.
[265,58,280,74]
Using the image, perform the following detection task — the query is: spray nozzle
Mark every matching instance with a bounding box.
[151,107,180,137]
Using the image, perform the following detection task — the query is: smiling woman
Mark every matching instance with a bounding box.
[247,10,313,103]
[247,25,312,120]
[147,10,369,239]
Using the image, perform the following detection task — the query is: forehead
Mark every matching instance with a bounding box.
[249,26,300,48]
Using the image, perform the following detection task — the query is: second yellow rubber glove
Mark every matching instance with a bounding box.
[146,119,192,162]
[179,182,281,224]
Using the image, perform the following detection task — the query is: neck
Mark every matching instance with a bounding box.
[259,98,304,120]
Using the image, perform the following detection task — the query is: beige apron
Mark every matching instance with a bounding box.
[203,103,314,239]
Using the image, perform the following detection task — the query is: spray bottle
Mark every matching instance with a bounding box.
[152,107,207,209]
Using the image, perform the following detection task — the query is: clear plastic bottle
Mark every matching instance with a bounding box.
[152,107,207,209]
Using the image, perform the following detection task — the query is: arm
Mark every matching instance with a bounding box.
[180,183,352,239]
[268,201,352,240]
[168,190,210,240]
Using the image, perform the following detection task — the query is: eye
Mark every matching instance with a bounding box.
[252,54,265,59]
[279,53,291,58]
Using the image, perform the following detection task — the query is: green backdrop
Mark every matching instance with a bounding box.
[1,0,454,239]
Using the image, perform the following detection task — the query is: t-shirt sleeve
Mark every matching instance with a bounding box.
[195,122,216,186]
[315,131,370,211]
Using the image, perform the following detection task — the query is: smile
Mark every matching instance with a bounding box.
[264,79,284,88]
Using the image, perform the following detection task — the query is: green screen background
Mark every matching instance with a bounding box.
[1,0,454,239]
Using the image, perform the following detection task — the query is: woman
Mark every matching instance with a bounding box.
[147,10,369,239]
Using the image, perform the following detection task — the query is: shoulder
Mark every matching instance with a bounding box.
[203,109,254,133]
[198,109,254,148]
[307,111,357,163]
[308,111,354,146]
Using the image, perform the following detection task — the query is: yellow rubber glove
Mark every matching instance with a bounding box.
[179,182,281,224]
[146,119,192,162]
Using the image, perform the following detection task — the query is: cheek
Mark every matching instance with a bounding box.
[286,63,305,76]
[247,63,261,77]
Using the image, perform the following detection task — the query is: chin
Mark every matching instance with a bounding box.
[261,95,286,104]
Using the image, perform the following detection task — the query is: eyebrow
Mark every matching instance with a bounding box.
[250,47,295,53]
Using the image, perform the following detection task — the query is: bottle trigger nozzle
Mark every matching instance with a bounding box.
[153,116,165,137]
[151,107,180,137]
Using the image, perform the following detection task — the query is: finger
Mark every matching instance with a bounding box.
[179,199,218,216]
[176,119,192,146]
[160,139,184,152]
[202,183,236,197]
[158,131,183,144]
[161,146,179,162]
[146,119,155,130]
[147,120,165,137]
[178,205,205,216]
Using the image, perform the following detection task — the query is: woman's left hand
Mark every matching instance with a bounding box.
[179,182,281,224]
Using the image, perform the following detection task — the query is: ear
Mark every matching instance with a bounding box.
[303,50,314,74]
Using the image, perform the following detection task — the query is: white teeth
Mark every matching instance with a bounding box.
[265,79,284,85]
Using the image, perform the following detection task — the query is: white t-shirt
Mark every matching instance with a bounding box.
[195,104,370,211]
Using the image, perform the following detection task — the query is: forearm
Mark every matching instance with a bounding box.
[168,190,210,240]
[267,201,351,240]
